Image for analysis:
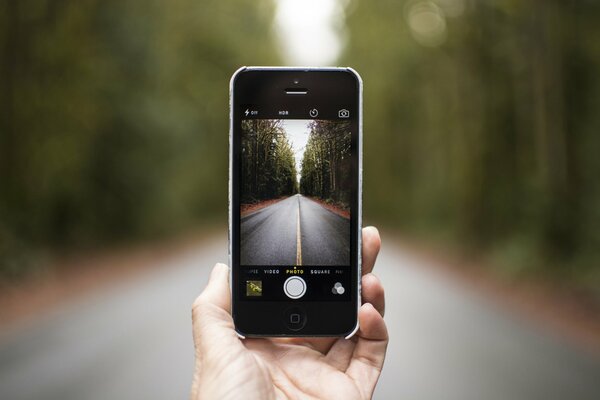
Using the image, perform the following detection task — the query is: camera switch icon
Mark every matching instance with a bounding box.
[338,109,350,118]
[332,282,345,295]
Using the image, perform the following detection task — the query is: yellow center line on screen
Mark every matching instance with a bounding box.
[296,203,302,266]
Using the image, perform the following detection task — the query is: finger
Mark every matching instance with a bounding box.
[361,273,385,316]
[325,337,356,371]
[346,303,389,399]
[271,337,335,354]
[362,226,381,275]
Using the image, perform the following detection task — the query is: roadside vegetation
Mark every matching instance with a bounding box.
[2,0,599,300]
[240,119,298,204]
[0,0,279,278]
[342,0,600,293]
[300,120,352,211]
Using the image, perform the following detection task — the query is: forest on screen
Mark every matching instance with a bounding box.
[240,120,351,209]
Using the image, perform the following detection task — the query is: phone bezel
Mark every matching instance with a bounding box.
[229,67,363,337]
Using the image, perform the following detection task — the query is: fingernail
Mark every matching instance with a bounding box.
[209,263,227,281]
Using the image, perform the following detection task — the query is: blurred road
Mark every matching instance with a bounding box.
[1,234,599,400]
[241,194,349,265]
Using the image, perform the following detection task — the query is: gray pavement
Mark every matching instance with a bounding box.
[299,195,349,266]
[241,194,349,265]
[0,234,599,400]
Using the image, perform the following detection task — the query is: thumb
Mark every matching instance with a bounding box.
[191,263,238,354]
[195,263,231,312]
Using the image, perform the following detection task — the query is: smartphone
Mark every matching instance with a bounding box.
[229,67,362,337]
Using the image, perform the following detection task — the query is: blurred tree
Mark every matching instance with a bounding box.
[0,0,279,276]
[342,0,600,283]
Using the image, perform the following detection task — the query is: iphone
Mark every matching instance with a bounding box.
[229,67,362,336]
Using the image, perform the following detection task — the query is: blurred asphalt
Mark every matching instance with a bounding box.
[0,234,599,400]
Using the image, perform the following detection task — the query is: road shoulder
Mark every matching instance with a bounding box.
[384,230,600,357]
[0,230,219,329]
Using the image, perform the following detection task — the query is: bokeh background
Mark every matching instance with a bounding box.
[1,1,599,399]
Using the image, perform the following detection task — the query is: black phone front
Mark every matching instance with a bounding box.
[229,67,362,337]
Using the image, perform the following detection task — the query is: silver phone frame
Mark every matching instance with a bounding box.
[228,66,363,339]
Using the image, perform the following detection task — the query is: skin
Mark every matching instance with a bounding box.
[191,226,388,400]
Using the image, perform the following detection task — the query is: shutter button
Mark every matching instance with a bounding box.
[283,276,306,299]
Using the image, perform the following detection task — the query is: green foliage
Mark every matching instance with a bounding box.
[2,0,599,285]
[300,120,351,207]
[0,0,279,274]
[241,120,297,203]
[342,0,600,277]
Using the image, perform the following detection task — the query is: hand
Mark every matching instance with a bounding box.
[190,227,387,400]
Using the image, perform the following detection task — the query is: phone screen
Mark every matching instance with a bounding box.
[230,68,360,336]
[239,118,352,301]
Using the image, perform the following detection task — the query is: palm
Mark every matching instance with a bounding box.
[240,337,374,400]
[191,227,387,400]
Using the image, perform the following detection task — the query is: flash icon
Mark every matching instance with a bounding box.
[244,109,249,116]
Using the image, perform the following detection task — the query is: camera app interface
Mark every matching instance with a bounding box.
[240,116,353,302]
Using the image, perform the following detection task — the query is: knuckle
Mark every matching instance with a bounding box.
[191,294,209,318]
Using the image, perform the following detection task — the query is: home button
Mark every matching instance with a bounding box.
[283,306,307,331]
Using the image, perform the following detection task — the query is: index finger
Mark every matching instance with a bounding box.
[362,226,381,275]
